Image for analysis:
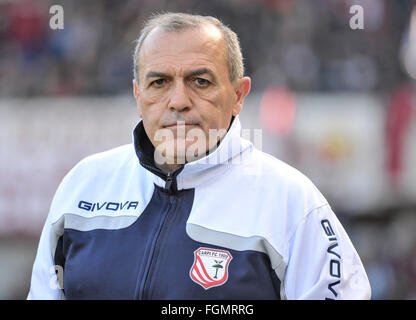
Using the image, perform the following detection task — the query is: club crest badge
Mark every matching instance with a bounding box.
[189,247,232,289]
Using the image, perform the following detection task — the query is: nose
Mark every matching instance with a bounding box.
[168,80,192,112]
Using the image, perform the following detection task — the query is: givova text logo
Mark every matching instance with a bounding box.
[78,200,138,212]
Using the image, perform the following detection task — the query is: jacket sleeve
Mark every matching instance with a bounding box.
[27,156,95,299]
[27,172,71,299]
[27,207,64,300]
[282,204,371,300]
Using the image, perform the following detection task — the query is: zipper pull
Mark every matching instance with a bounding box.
[165,172,173,191]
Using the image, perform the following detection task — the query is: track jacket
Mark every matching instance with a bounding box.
[27,116,371,300]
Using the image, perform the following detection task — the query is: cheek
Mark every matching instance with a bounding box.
[139,97,164,142]
[140,89,165,108]
[199,90,234,127]
[140,93,167,121]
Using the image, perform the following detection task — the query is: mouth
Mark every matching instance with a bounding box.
[163,122,199,128]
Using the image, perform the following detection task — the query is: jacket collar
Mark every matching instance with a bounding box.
[132,115,252,190]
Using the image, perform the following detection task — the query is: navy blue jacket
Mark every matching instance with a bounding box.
[28,116,371,299]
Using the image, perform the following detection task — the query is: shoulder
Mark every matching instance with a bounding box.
[244,147,328,209]
[229,146,331,244]
[48,144,135,220]
[65,144,135,180]
[243,148,333,259]
[75,143,135,170]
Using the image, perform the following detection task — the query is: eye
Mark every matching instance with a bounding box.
[150,78,166,88]
[194,77,211,88]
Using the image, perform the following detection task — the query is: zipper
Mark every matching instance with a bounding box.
[139,193,177,299]
[136,193,175,299]
[165,172,173,190]
[136,166,183,299]
[163,165,184,193]
[140,162,184,193]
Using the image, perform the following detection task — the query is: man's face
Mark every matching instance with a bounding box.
[133,25,250,171]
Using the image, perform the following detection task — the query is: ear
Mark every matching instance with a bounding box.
[232,76,251,116]
[132,79,143,118]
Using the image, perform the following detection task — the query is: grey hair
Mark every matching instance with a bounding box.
[133,12,244,84]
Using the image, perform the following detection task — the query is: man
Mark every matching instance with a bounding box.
[28,13,371,299]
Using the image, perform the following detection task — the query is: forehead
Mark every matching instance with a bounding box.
[138,25,227,77]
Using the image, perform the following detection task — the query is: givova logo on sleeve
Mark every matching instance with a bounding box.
[189,247,232,289]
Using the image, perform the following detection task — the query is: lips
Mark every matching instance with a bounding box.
[164,122,199,128]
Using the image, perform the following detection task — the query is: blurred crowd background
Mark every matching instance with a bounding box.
[0,0,412,96]
[1,0,416,299]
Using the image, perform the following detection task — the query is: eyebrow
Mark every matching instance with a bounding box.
[186,68,216,80]
[144,68,216,81]
[145,71,168,80]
